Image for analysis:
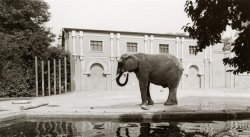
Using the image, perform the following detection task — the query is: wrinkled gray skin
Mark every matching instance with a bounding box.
[116,53,183,107]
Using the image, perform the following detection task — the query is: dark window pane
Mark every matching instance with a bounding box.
[94,45,97,51]
[159,44,169,53]
[127,42,137,52]
[98,45,102,51]
[189,46,196,55]
[90,40,102,51]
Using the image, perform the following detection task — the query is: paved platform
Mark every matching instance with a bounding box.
[0,88,250,122]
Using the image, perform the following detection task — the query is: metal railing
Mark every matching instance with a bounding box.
[35,56,70,97]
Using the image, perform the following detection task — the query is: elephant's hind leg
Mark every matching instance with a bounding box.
[164,87,178,106]
[147,83,154,105]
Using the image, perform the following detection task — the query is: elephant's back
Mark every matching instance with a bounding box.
[147,53,182,69]
[134,53,183,70]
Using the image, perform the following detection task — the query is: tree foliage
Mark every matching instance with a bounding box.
[183,0,250,74]
[0,0,68,97]
[0,0,50,34]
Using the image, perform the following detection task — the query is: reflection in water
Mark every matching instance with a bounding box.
[0,120,250,137]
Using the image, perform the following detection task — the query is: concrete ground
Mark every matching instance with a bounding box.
[1,88,250,122]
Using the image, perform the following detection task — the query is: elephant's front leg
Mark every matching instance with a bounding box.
[164,87,178,106]
[147,83,154,105]
[139,80,148,106]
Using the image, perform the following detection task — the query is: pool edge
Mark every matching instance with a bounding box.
[1,110,250,123]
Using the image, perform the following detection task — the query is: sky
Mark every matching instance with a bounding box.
[45,0,191,46]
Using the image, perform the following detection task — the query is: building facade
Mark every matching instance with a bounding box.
[62,28,250,91]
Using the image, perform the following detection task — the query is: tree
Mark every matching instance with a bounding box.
[0,0,68,97]
[183,0,250,74]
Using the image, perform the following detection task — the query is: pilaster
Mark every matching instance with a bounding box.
[109,56,115,91]
[179,37,185,89]
[64,34,68,51]
[204,59,210,88]
[230,52,235,88]
[79,31,84,56]
[75,57,82,91]
[180,59,184,89]
[150,35,154,54]
[209,45,213,88]
[181,37,184,59]
[110,33,114,57]
[72,30,76,56]
[117,33,120,57]
[209,60,213,88]
[102,57,113,91]
[70,55,76,91]
[80,56,85,90]
[144,35,148,53]
[176,37,179,58]
[200,74,205,88]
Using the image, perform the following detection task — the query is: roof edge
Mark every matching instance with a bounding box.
[62,27,191,38]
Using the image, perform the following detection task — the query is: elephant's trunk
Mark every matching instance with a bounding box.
[116,72,129,86]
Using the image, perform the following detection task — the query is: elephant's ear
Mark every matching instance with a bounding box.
[124,55,140,71]
[118,54,129,63]
[122,54,129,59]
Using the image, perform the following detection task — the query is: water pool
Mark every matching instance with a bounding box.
[0,119,250,137]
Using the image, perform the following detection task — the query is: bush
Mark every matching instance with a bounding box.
[0,62,31,97]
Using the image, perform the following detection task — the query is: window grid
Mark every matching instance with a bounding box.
[127,42,138,52]
[159,44,169,53]
[189,46,196,55]
[90,41,103,52]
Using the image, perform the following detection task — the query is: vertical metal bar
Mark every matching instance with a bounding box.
[35,56,38,97]
[48,60,51,96]
[41,61,44,97]
[53,59,56,95]
[36,122,41,136]
[65,123,69,135]
[64,57,67,93]
[59,59,61,94]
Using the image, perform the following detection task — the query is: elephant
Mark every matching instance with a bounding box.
[116,53,183,109]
